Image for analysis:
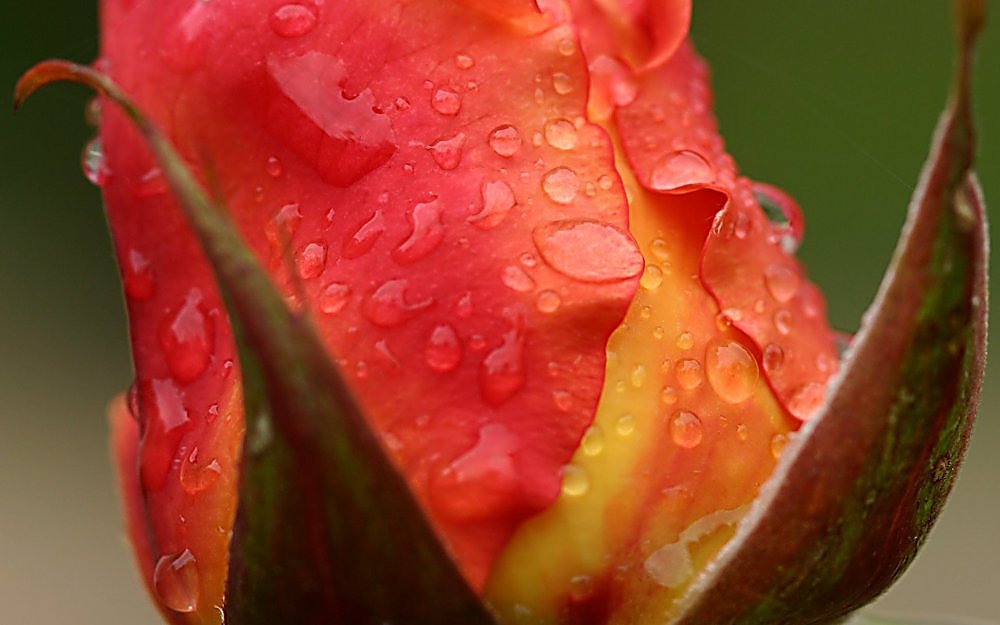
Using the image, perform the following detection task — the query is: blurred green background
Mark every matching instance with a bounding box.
[0,1,996,623]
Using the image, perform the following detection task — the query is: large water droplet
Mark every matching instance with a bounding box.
[650,150,715,192]
[670,410,704,449]
[154,550,200,613]
[296,240,328,279]
[544,119,578,150]
[159,290,214,384]
[123,249,155,301]
[541,167,580,204]
[180,447,222,495]
[431,424,522,522]
[393,198,444,264]
[764,263,800,303]
[431,87,462,115]
[319,282,351,315]
[343,209,386,258]
[489,124,522,157]
[706,339,759,404]
[269,3,318,38]
[427,133,465,170]
[425,324,463,372]
[469,180,516,230]
[363,279,433,327]
[480,313,526,406]
[81,137,108,186]
[533,220,644,283]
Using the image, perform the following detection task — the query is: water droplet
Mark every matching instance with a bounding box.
[431,87,462,115]
[269,3,318,38]
[771,433,788,459]
[394,96,411,111]
[131,167,168,198]
[661,386,678,405]
[488,124,522,157]
[296,241,328,279]
[788,382,825,420]
[159,290,214,384]
[502,265,535,292]
[123,249,155,301]
[544,119,578,150]
[581,426,605,456]
[561,464,590,496]
[542,167,580,204]
[431,424,522,521]
[764,264,799,303]
[706,339,759,404]
[774,309,793,335]
[552,390,573,412]
[650,238,670,261]
[319,282,351,315]
[640,265,663,290]
[598,174,614,190]
[425,324,462,372]
[480,313,526,406]
[456,292,474,319]
[588,55,637,119]
[393,198,444,264]
[552,72,574,95]
[343,210,386,258]
[81,137,107,186]
[675,332,694,350]
[650,150,715,192]
[616,413,636,436]
[469,180,516,230]
[670,411,704,449]
[535,290,561,313]
[675,359,703,390]
[569,574,595,602]
[265,155,284,178]
[363,279,433,327]
[763,343,784,373]
[180,447,222,495]
[558,38,576,56]
[154,550,200,613]
[454,53,474,69]
[631,364,647,388]
[736,423,748,441]
[533,220,644,283]
[427,133,465,170]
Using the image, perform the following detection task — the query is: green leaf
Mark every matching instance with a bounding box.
[670,3,988,625]
[16,61,499,625]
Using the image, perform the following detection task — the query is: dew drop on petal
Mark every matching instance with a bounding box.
[180,447,222,495]
[764,263,800,303]
[123,249,155,301]
[425,324,463,372]
[427,133,465,170]
[480,313,526,406]
[158,290,214,384]
[502,265,535,293]
[489,124,522,157]
[430,424,521,521]
[788,382,825,421]
[269,3,318,38]
[343,210,386,259]
[431,87,462,116]
[581,426,605,457]
[533,220,644,283]
[454,53,474,69]
[318,282,351,315]
[544,119,578,150]
[561,464,590,496]
[675,359,703,390]
[541,167,580,204]
[771,433,788,459]
[296,240,328,279]
[551,72,574,95]
[763,343,784,373]
[535,290,561,314]
[774,309,793,335]
[393,198,445,265]
[455,292,474,319]
[468,180,516,230]
[265,155,284,178]
[650,150,715,192]
[616,413,636,436]
[363,279,433,327]
[81,137,108,186]
[640,265,664,290]
[154,550,200,613]
[669,410,704,449]
[706,339,759,404]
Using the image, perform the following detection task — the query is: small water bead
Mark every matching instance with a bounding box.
[552,390,573,412]
[615,413,637,437]
[454,53,474,69]
[649,150,715,192]
[774,309,793,335]
[631,364,647,388]
[124,249,155,301]
[675,332,693,350]
[456,292,474,319]
[598,175,614,190]
[393,198,445,265]
[705,339,759,404]
[569,575,596,602]
[764,263,799,303]
[542,167,580,204]
[343,210,386,259]
[179,447,222,495]
[552,72,574,95]
[561,464,590,496]
[558,38,576,56]
[640,305,652,319]
[581,426,605,456]
[394,96,411,111]
[502,265,535,292]
[427,133,465,170]
[771,433,789,459]
[425,324,463,372]
[519,253,538,268]
[533,219,644,283]
[763,343,784,373]
[535,290,561,314]
[295,241,328,279]
[81,137,107,186]
[669,411,704,449]
[653,326,666,340]
[675,359,703,390]
[480,317,527,406]
[640,265,664,290]
[364,279,433,327]
[159,290,214,384]
[318,282,351,315]
[649,239,670,262]
[544,119,578,150]
[661,386,678,405]
[269,3,319,38]
[788,382,825,420]
[154,550,200,613]
[431,87,462,116]
[469,180,516,230]
[265,155,284,177]
[489,124,522,157]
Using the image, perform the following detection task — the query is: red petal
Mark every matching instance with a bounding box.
[99,0,638,602]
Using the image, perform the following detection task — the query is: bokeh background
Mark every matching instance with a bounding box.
[1,1,997,623]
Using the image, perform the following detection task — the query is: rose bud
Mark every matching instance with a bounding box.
[15,0,987,624]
